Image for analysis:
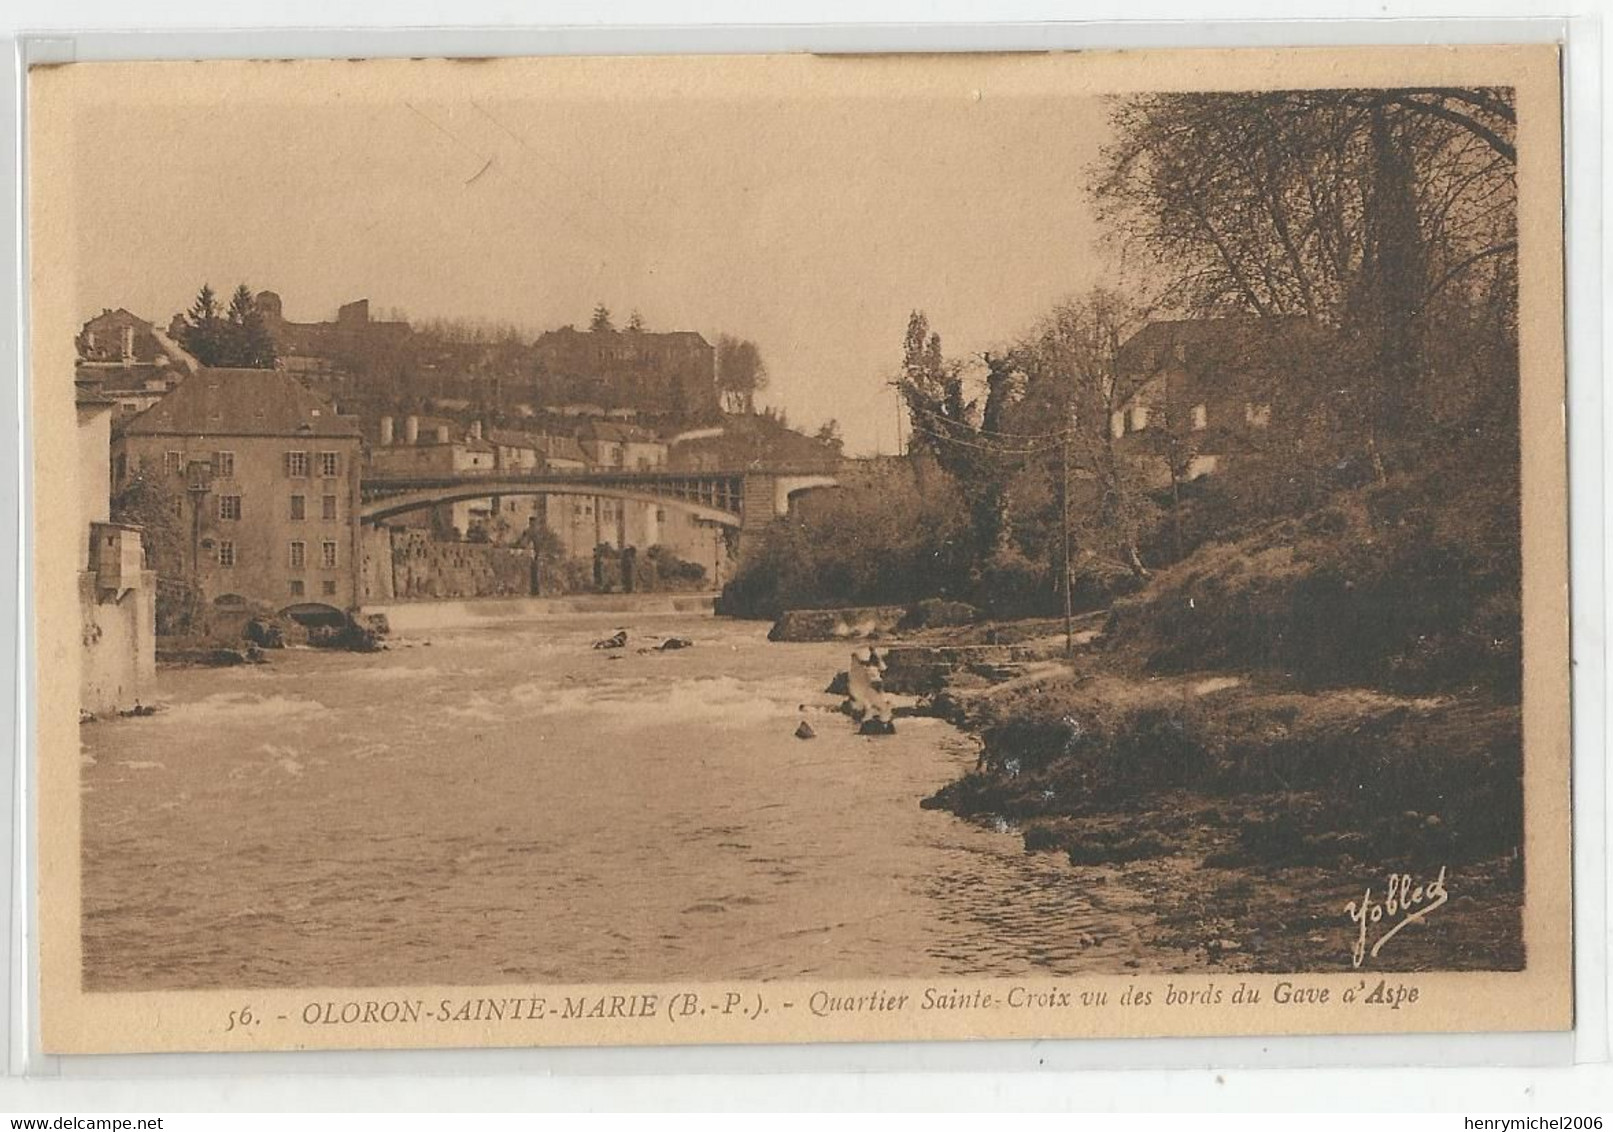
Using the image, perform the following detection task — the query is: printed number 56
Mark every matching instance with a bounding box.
[225,1006,255,1032]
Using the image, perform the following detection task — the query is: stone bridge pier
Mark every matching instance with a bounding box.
[737,472,839,555]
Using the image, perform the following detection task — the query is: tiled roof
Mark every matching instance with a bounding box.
[541,436,589,464]
[585,420,661,444]
[120,367,361,438]
[486,428,541,450]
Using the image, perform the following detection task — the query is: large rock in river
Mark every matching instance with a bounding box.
[768,606,907,643]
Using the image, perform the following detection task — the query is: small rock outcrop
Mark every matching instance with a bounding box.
[768,606,906,643]
[897,598,979,631]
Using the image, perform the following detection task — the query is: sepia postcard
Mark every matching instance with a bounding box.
[28,44,1570,1055]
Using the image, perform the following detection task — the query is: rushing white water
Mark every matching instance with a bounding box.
[81,612,1150,990]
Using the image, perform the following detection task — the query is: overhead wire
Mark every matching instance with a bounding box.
[902,399,1082,443]
[902,419,1069,458]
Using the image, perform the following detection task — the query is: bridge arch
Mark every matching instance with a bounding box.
[774,475,841,513]
[360,480,744,529]
[279,602,347,628]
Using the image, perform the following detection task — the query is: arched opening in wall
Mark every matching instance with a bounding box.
[783,482,840,519]
[212,593,249,612]
[278,602,347,629]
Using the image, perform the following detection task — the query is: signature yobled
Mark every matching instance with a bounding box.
[1345,867,1449,968]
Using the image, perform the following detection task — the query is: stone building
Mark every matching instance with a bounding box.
[113,368,364,621]
[532,325,717,417]
[75,308,200,430]
[576,419,668,471]
[77,382,155,715]
[76,308,167,367]
[368,414,498,536]
[248,291,412,391]
[1109,317,1327,488]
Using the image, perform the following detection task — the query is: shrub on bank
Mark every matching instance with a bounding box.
[720,464,974,618]
[644,545,708,591]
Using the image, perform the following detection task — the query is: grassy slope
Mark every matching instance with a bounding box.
[920,472,1525,972]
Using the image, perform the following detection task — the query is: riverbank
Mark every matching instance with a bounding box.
[909,645,1523,972]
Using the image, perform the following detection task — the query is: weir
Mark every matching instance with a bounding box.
[363,591,719,632]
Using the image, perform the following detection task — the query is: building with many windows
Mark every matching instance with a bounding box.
[112,367,364,620]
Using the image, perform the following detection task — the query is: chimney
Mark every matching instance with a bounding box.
[470,420,483,440]
[404,415,419,444]
[379,416,394,446]
[436,424,450,444]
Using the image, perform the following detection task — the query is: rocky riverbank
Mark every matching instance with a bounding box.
[918,660,1522,972]
[797,603,1525,973]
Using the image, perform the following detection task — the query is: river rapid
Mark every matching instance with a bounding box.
[81,611,1153,991]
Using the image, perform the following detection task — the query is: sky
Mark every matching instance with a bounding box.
[68,62,1115,455]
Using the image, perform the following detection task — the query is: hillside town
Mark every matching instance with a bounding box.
[74,284,1333,723]
[74,290,852,713]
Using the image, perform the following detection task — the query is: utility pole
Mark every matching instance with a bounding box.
[1062,405,1074,659]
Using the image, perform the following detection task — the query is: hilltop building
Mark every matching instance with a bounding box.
[244,291,412,390]
[113,368,364,621]
[532,325,717,417]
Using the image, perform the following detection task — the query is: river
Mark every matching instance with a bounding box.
[80,610,1153,991]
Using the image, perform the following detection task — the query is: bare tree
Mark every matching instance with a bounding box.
[1014,288,1161,579]
[1094,88,1517,468]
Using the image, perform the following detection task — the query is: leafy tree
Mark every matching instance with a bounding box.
[589,303,615,333]
[814,419,844,455]
[111,473,185,575]
[111,473,196,633]
[720,460,972,617]
[1144,354,1203,562]
[895,312,1023,584]
[715,335,769,414]
[626,309,645,332]
[897,311,970,466]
